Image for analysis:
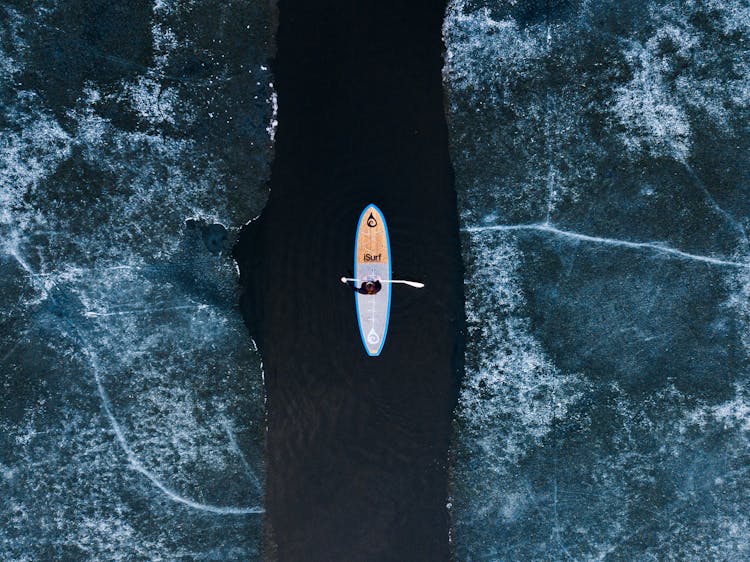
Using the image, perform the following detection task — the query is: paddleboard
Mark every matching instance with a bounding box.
[354,204,392,356]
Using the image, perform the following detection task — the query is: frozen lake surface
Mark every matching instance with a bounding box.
[445,0,750,559]
[0,1,273,558]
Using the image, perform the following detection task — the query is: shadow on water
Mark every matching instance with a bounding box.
[234,0,464,560]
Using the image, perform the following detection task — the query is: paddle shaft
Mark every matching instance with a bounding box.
[340,277,424,289]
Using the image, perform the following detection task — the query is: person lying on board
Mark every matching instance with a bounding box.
[346,279,382,295]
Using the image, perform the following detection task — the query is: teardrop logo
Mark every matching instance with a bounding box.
[367,329,380,345]
[367,213,377,228]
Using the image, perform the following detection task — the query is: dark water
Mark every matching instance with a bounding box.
[235,0,464,559]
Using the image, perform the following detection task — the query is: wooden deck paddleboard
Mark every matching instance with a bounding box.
[354,204,392,356]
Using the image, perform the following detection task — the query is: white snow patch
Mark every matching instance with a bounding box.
[123,76,180,125]
[267,88,278,141]
[443,1,545,99]
[686,384,750,434]
[0,111,72,228]
[454,228,587,499]
[614,35,692,160]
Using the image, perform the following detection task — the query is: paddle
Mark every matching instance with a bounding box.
[340,277,425,289]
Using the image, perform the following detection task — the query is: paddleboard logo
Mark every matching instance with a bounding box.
[364,253,381,262]
[367,328,380,345]
[367,213,377,228]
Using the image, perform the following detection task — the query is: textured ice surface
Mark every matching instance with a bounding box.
[445,0,750,559]
[1,0,273,558]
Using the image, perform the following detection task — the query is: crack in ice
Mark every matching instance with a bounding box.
[682,161,749,246]
[544,89,557,225]
[463,223,750,268]
[88,351,264,515]
[27,265,140,278]
[550,386,574,561]
[83,304,209,318]
[0,329,31,365]
[9,253,263,516]
[220,417,262,493]
[545,166,555,225]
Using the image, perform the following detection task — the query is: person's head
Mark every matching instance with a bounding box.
[365,281,376,294]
